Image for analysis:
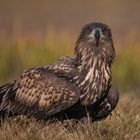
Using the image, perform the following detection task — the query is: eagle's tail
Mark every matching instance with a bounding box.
[0,83,16,118]
[0,83,13,102]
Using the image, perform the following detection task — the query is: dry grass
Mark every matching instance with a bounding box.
[0,94,139,140]
[0,1,139,139]
[0,30,139,140]
[0,28,139,139]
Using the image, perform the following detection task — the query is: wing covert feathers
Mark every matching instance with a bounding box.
[0,67,80,118]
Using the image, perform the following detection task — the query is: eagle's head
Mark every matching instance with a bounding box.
[75,22,115,66]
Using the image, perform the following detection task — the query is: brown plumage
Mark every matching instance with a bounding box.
[0,67,80,118]
[48,22,116,106]
[0,22,119,121]
[47,22,119,120]
[74,23,115,106]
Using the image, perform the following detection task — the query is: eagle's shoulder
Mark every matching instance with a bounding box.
[20,67,47,80]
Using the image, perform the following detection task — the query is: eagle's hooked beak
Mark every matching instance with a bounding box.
[95,28,100,47]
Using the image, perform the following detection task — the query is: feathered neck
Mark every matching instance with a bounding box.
[73,39,115,105]
[74,38,115,71]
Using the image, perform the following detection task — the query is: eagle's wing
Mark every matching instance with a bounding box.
[57,56,77,66]
[0,67,80,118]
[45,63,79,78]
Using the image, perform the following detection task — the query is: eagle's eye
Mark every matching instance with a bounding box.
[101,28,106,34]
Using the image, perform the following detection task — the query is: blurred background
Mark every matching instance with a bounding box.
[0,0,139,95]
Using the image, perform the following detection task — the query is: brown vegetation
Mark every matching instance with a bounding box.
[0,94,139,140]
[0,0,139,139]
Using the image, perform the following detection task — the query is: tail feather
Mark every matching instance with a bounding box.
[0,82,16,103]
[0,82,17,118]
[0,84,11,102]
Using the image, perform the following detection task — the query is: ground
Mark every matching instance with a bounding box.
[0,94,139,140]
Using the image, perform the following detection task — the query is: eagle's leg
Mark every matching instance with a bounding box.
[90,86,119,121]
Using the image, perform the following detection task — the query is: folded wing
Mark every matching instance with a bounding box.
[0,67,80,118]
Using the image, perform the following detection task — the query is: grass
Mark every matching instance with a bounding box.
[0,30,139,139]
[0,0,140,139]
[0,94,139,140]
